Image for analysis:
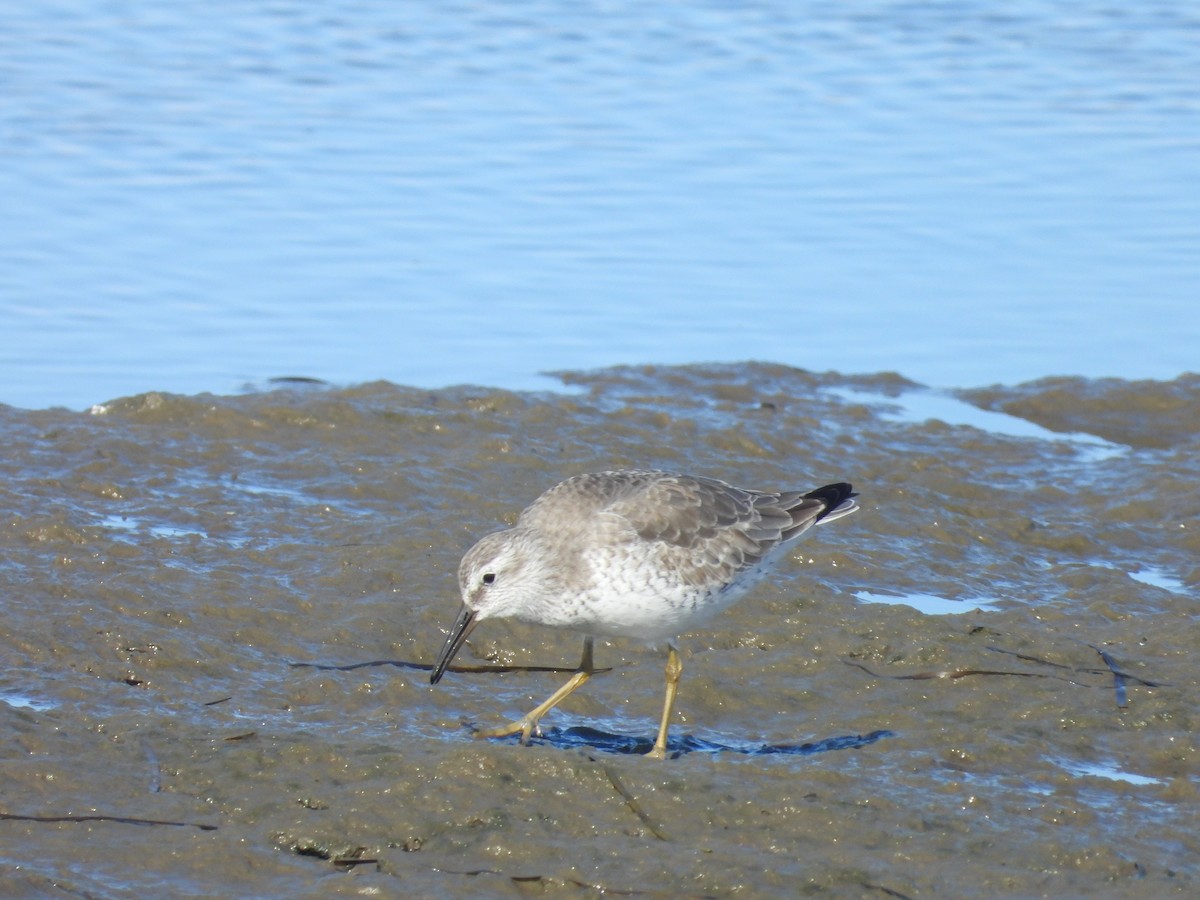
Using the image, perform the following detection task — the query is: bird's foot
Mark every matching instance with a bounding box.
[470,716,543,744]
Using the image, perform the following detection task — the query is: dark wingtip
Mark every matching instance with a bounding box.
[804,482,856,521]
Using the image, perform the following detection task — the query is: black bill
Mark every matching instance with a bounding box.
[429,605,478,684]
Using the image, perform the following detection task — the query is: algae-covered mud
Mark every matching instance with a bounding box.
[1,364,1195,897]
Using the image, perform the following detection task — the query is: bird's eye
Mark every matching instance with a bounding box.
[481,572,496,586]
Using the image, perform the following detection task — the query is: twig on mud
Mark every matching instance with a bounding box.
[289,659,609,676]
[0,811,216,831]
[846,645,1167,710]
[592,757,670,842]
[843,659,1088,686]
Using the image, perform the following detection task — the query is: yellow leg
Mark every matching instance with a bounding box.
[474,637,596,744]
[646,645,682,759]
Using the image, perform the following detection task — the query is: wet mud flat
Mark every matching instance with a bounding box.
[0,363,1196,897]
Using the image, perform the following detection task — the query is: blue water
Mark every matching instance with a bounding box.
[3,1,1198,410]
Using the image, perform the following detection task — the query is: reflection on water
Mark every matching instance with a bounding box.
[1,692,58,712]
[98,513,205,540]
[853,590,1001,616]
[1054,757,1166,787]
[1127,565,1190,596]
[824,385,1127,461]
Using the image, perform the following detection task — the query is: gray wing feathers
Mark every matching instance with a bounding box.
[608,474,839,560]
[521,471,855,582]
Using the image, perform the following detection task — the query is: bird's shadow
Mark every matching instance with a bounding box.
[511,724,894,758]
[289,658,893,758]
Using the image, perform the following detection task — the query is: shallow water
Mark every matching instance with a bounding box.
[1,364,1195,896]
